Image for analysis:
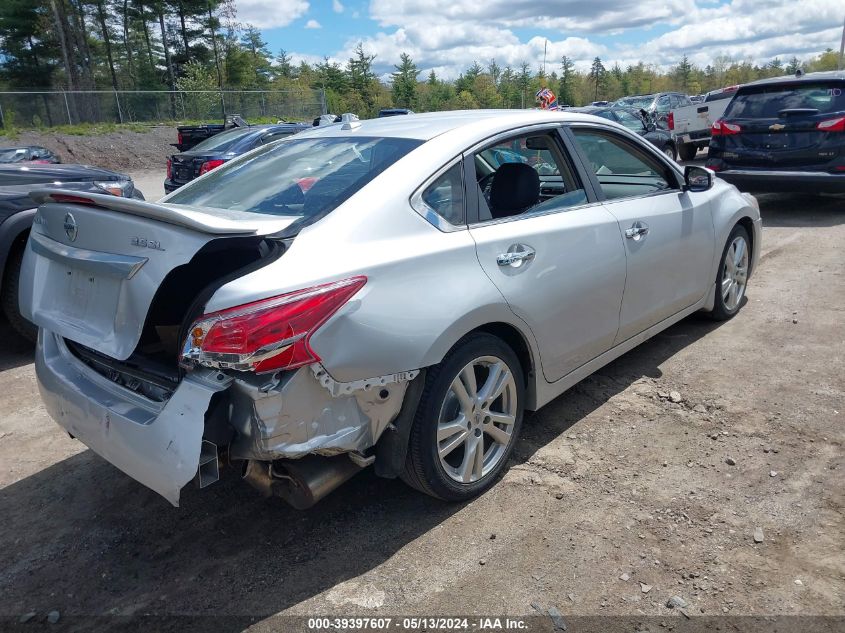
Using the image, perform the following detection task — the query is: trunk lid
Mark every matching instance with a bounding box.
[20,190,295,361]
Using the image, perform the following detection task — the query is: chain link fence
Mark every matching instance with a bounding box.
[0,89,328,129]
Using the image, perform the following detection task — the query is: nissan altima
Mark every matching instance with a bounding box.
[19,110,761,507]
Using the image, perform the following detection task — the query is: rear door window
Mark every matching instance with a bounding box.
[726,83,845,118]
[419,162,465,226]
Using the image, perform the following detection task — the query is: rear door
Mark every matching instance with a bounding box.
[720,81,845,168]
[466,126,627,383]
[568,125,715,342]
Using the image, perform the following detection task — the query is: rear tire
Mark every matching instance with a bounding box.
[662,144,677,161]
[678,143,697,161]
[401,333,525,501]
[707,224,751,321]
[1,238,37,343]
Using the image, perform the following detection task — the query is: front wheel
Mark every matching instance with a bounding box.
[707,224,751,321]
[662,144,677,161]
[1,240,37,343]
[402,333,525,501]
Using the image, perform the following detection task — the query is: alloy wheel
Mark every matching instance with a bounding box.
[722,235,749,311]
[436,356,518,483]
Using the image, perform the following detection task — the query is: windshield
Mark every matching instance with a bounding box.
[190,127,255,152]
[615,96,654,109]
[0,148,28,163]
[166,136,423,218]
[726,83,845,118]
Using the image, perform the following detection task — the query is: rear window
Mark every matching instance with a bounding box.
[725,83,845,118]
[190,128,256,152]
[615,96,654,109]
[165,136,423,218]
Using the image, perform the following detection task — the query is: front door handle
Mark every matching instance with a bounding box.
[497,245,535,267]
[625,221,650,241]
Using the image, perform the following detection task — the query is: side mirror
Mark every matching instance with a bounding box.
[684,165,714,192]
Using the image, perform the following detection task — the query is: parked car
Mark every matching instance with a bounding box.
[567,106,677,160]
[172,114,248,152]
[671,86,740,160]
[378,108,415,117]
[707,71,845,192]
[20,110,761,508]
[0,146,60,164]
[164,122,310,193]
[613,92,693,129]
[0,163,143,341]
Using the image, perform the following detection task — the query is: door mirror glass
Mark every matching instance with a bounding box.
[684,165,714,192]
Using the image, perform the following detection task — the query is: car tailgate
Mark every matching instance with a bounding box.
[20,190,296,361]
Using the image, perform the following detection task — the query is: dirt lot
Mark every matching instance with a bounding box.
[8,126,174,173]
[0,192,842,631]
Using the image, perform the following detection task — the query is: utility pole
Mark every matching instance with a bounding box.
[839,13,845,70]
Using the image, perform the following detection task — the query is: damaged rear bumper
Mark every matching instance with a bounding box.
[36,330,231,506]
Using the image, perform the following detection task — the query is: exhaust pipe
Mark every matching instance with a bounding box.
[242,455,363,509]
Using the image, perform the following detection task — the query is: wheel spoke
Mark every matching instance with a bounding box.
[728,282,738,307]
[477,361,504,403]
[459,366,478,401]
[484,423,512,446]
[487,411,516,426]
[439,427,470,458]
[722,278,733,301]
[733,239,746,268]
[458,436,481,482]
[438,415,467,441]
[450,376,474,415]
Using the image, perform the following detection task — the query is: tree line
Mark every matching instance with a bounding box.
[1,0,842,122]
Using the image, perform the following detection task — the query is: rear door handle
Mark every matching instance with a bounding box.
[497,245,535,267]
[625,221,650,241]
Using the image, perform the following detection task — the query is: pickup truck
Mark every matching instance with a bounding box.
[670,86,739,160]
[172,114,248,152]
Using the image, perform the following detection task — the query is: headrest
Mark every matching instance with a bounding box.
[489,163,540,218]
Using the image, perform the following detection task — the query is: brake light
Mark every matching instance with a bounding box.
[177,131,183,146]
[166,158,172,180]
[712,120,741,136]
[817,116,845,132]
[667,111,674,131]
[199,159,225,175]
[48,194,99,205]
[182,276,367,374]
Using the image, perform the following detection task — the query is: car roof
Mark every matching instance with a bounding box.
[291,109,614,141]
[741,70,845,88]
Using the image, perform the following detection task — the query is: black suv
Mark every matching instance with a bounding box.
[707,71,845,193]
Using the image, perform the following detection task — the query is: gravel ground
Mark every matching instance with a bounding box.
[0,191,842,632]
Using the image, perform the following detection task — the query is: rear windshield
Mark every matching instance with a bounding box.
[615,96,654,109]
[165,136,423,218]
[725,83,845,118]
[190,127,256,152]
[0,148,28,163]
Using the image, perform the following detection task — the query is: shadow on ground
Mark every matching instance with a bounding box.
[0,313,723,631]
[0,317,34,371]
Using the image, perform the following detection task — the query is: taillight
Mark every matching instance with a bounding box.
[177,131,184,146]
[181,276,367,374]
[667,111,674,131]
[817,116,845,132]
[199,159,225,175]
[166,158,172,180]
[712,120,741,136]
[48,194,99,205]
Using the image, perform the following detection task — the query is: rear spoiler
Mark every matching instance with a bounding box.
[28,189,268,236]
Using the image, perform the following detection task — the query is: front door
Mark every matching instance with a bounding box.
[569,126,715,343]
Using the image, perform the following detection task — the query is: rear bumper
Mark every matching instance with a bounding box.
[36,330,231,505]
[713,169,845,193]
[163,179,183,194]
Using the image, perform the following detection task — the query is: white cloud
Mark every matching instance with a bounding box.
[283,0,843,80]
[332,0,344,12]
[234,0,309,29]
[305,19,322,29]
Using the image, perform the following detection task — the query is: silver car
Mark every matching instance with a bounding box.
[19,110,762,507]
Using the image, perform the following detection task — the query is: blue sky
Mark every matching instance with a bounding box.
[237,0,845,79]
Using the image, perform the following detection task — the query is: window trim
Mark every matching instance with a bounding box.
[563,123,685,204]
[409,155,467,232]
[463,124,600,227]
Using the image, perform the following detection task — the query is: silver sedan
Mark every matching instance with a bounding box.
[20,110,761,507]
